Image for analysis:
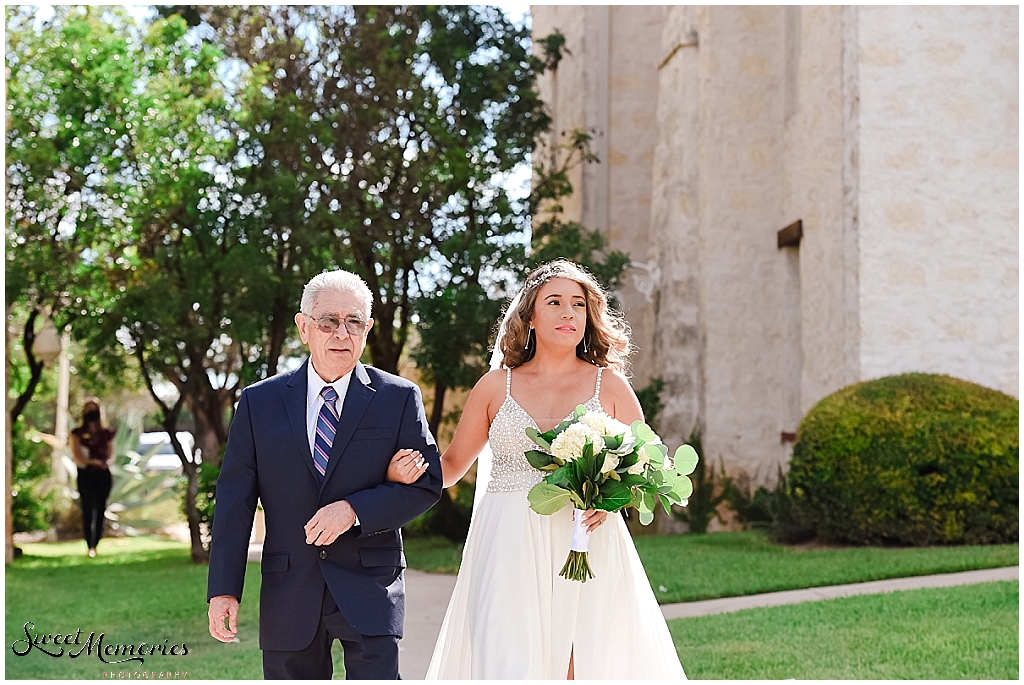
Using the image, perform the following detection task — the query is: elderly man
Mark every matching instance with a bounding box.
[207,270,442,679]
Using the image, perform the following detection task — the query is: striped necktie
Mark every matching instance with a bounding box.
[313,386,339,478]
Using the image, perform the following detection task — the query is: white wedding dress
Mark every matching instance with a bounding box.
[425,368,687,679]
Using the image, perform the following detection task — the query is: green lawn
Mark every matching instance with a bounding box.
[6,534,1018,679]
[670,581,1019,679]
[5,539,345,680]
[405,530,1019,604]
[635,531,1019,604]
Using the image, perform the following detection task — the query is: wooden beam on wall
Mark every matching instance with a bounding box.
[777,219,803,248]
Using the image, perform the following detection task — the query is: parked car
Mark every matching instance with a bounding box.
[135,432,197,472]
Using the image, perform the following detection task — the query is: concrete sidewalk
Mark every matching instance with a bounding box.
[660,565,1019,620]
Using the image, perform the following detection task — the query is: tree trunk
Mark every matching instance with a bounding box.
[182,461,208,563]
[191,388,230,470]
[429,381,447,438]
[366,309,403,375]
[266,291,291,377]
[10,307,45,426]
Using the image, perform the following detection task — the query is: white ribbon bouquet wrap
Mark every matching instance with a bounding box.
[524,405,699,582]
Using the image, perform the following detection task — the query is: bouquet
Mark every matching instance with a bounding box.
[524,405,699,582]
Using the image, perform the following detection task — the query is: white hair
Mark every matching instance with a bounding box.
[300,270,373,318]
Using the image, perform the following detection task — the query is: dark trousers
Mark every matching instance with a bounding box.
[77,468,112,549]
[263,585,400,680]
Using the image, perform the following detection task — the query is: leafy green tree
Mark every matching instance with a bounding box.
[5,6,145,556]
[78,14,269,562]
[5,6,141,425]
[204,6,551,374]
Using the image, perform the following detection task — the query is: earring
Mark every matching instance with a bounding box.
[525,328,533,350]
[583,336,588,354]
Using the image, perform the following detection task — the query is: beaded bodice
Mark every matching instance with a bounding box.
[486,367,604,493]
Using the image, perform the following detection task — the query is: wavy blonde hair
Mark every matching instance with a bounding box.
[498,260,633,372]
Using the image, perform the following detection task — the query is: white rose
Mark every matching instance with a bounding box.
[601,452,619,474]
[605,416,630,436]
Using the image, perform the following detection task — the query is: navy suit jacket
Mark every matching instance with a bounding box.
[207,360,443,651]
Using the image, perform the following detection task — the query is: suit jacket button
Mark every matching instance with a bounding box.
[319,550,327,560]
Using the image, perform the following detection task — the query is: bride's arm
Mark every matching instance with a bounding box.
[438,370,504,488]
[385,370,504,487]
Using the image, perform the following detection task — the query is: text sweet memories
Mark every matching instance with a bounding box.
[12,622,190,665]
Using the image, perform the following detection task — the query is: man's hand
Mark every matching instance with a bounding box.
[304,500,357,545]
[208,595,239,642]
[386,448,428,484]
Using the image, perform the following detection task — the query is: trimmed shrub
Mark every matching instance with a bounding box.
[790,374,1018,545]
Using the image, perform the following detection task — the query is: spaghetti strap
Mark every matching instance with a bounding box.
[506,368,512,398]
[593,367,603,399]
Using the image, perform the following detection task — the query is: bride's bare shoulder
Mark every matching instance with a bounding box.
[600,368,644,421]
[469,369,508,422]
[476,368,507,387]
[470,369,507,401]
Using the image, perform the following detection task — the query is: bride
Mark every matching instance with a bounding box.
[388,259,686,679]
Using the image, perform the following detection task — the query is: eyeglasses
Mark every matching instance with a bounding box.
[305,313,369,337]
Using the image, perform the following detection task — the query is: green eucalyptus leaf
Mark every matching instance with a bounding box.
[639,508,655,526]
[528,482,572,515]
[631,421,658,443]
[644,442,665,469]
[674,444,699,475]
[573,404,587,419]
[675,475,694,500]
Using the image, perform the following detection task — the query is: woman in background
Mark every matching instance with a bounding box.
[70,398,115,557]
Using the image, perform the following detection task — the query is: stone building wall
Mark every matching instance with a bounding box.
[531,6,664,382]
[530,4,1019,486]
[782,6,856,413]
[694,6,800,478]
[648,5,702,447]
[855,5,1019,397]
